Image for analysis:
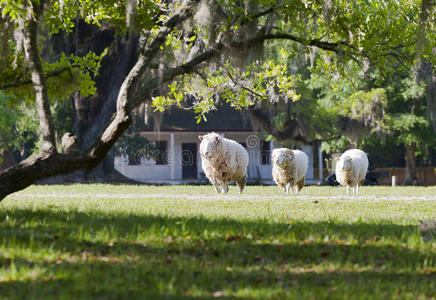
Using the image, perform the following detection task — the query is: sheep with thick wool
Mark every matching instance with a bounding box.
[272,148,308,195]
[199,132,249,194]
[335,149,369,195]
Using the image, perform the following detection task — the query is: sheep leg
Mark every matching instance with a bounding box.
[346,186,350,195]
[212,179,221,193]
[221,183,229,194]
[297,177,305,193]
[287,183,293,195]
[236,176,247,194]
[356,184,359,195]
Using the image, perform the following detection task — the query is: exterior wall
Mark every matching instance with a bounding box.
[114,132,172,182]
[114,131,320,184]
[114,155,171,181]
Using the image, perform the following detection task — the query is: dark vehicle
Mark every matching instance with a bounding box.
[324,169,388,186]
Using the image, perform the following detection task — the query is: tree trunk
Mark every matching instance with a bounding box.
[403,143,418,185]
[424,49,436,132]
[22,4,56,153]
[45,22,138,183]
[417,0,436,132]
[81,34,139,180]
[0,2,200,200]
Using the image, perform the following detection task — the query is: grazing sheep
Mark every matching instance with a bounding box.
[335,149,369,195]
[272,148,308,195]
[199,132,249,194]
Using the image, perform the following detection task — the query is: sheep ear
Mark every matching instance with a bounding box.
[347,157,352,161]
[199,135,203,141]
[286,149,295,160]
[215,136,220,141]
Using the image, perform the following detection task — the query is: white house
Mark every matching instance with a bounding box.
[114,107,323,184]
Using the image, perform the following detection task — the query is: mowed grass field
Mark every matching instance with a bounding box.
[1,185,436,299]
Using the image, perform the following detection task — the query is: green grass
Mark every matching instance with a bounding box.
[1,185,435,299]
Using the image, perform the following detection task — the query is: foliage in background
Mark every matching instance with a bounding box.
[114,114,160,164]
[1,51,106,104]
[0,92,39,161]
[153,58,299,123]
[318,63,435,169]
[150,0,434,123]
[0,0,434,189]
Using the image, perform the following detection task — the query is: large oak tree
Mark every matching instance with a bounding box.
[0,0,434,199]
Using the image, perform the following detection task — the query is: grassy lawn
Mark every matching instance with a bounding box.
[0,185,435,299]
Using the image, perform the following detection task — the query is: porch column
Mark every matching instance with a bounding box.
[170,132,175,180]
[318,145,323,181]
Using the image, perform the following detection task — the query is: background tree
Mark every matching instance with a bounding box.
[0,0,434,199]
[0,92,39,170]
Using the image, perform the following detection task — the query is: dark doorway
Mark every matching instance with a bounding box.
[182,143,198,179]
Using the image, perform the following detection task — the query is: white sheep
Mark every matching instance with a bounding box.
[199,132,249,194]
[272,148,308,195]
[335,149,369,195]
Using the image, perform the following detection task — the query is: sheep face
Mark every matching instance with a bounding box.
[199,133,220,158]
[337,156,352,171]
[274,151,293,168]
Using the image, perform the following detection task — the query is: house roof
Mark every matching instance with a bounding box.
[145,104,254,131]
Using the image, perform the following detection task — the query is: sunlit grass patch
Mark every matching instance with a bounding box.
[1,185,435,299]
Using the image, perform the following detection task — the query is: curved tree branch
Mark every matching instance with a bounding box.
[229,29,351,54]
[248,106,309,143]
[248,106,343,145]
[0,66,72,90]
[131,38,224,109]
[0,0,202,201]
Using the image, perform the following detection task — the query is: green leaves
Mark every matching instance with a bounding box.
[0,91,39,154]
[390,113,431,146]
[44,0,161,34]
[151,58,299,123]
[2,50,105,103]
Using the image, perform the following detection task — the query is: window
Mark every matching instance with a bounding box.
[128,154,141,165]
[154,141,168,165]
[260,140,270,165]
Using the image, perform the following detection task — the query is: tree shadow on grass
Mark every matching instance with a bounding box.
[1,264,435,299]
[0,208,435,299]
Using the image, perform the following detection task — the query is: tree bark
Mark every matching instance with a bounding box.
[22,3,56,153]
[73,34,139,181]
[0,1,199,200]
[417,0,436,132]
[424,49,436,132]
[1,0,405,199]
[403,143,418,185]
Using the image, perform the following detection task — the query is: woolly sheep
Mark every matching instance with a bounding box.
[335,149,369,195]
[272,148,308,195]
[199,132,249,194]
